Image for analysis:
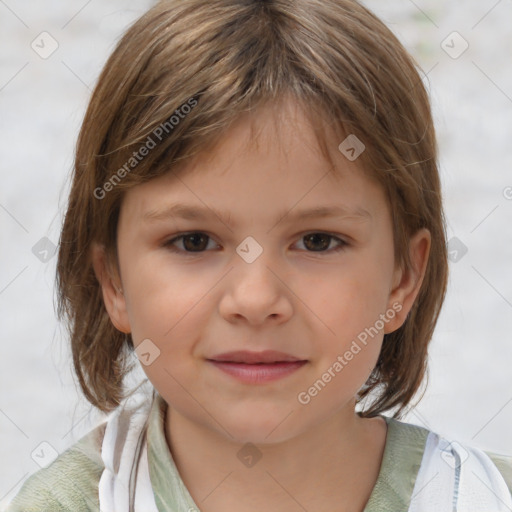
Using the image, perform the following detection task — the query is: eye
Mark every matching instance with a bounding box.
[163,231,349,256]
[164,232,219,253]
[294,232,347,253]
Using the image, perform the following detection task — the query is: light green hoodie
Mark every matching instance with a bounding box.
[5,393,512,512]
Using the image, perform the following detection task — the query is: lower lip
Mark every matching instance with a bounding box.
[208,360,307,384]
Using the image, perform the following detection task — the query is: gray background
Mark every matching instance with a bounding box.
[1,0,511,507]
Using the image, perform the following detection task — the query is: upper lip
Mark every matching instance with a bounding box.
[207,350,306,364]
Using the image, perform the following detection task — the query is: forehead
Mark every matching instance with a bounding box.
[119,97,388,227]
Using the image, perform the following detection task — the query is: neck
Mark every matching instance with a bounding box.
[164,402,388,512]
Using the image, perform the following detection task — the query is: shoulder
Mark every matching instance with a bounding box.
[485,451,512,495]
[385,416,512,497]
[4,422,107,512]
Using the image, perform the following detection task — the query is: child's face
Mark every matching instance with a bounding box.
[95,99,428,443]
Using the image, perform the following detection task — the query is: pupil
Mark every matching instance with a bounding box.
[184,233,207,251]
[304,233,329,251]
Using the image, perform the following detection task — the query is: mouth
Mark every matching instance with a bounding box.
[206,350,308,384]
[207,350,306,364]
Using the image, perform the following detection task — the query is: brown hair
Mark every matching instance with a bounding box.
[56,0,448,417]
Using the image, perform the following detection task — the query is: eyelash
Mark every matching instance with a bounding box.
[162,231,349,256]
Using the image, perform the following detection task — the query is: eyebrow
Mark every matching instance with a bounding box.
[142,202,371,228]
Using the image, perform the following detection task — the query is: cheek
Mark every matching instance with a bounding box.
[300,249,394,392]
[122,263,206,392]
[310,254,394,334]
[122,253,203,345]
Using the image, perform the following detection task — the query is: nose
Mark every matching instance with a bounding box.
[218,247,293,326]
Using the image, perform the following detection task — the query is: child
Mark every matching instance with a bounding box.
[6,0,511,511]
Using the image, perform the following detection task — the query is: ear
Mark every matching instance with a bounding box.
[384,228,431,334]
[91,242,131,334]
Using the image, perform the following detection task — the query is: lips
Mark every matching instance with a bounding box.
[207,350,305,364]
[206,350,308,384]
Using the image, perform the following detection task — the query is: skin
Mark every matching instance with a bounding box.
[92,97,430,512]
